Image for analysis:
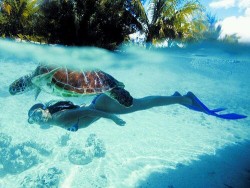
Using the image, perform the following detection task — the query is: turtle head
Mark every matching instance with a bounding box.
[9,75,34,95]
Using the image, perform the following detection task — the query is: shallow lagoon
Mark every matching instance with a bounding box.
[0,39,249,187]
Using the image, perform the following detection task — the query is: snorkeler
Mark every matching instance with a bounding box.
[28,92,247,132]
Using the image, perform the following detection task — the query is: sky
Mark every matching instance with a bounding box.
[142,0,250,43]
[201,0,250,43]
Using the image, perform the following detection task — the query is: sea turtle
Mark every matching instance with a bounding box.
[9,65,133,107]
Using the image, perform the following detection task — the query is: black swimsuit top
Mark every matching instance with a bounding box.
[47,101,80,115]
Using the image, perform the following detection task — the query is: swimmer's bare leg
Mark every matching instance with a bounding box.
[93,93,192,114]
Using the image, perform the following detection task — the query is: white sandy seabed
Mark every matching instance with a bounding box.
[0,43,250,188]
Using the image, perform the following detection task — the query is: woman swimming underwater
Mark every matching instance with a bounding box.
[28,92,247,132]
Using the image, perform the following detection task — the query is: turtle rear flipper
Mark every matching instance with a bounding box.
[110,88,133,107]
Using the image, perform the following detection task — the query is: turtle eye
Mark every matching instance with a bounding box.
[9,87,16,95]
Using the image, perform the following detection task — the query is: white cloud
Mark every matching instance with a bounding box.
[237,0,250,15]
[219,16,250,42]
[238,0,250,9]
[209,0,250,42]
[209,0,250,10]
[245,7,250,15]
[209,0,235,9]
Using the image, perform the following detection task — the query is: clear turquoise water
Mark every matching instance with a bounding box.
[0,39,249,187]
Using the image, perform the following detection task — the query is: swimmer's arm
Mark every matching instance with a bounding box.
[58,108,126,126]
[87,109,126,126]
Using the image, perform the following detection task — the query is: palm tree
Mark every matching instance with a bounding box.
[38,0,77,45]
[0,0,40,37]
[38,0,142,50]
[128,0,207,45]
[202,13,239,43]
[76,0,142,49]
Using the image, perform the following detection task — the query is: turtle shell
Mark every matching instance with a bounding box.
[34,65,123,95]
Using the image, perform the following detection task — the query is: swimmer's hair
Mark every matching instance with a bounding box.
[28,103,46,117]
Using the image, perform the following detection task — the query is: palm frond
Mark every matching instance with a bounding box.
[128,0,149,30]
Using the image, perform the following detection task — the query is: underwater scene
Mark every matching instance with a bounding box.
[0,39,250,188]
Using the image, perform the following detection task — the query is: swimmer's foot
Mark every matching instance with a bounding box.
[184,92,209,113]
[173,91,205,112]
[183,92,227,113]
[183,92,247,120]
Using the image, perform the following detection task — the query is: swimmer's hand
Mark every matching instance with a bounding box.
[112,116,126,126]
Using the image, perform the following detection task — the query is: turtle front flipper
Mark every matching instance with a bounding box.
[109,88,133,107]
[31,68,60,87]
[35,87,41,100]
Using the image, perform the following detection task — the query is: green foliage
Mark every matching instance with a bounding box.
[202,13,220,41]
[37,0,76,45]
[0,0,211,48]
[17,33,48,43]
[221,34,239,43]
[0,0,141,49]
[202,13,239,43]
[75,0,142,49]
[37,0,141,50]
[0,0,40,37]
[129,0,207,45]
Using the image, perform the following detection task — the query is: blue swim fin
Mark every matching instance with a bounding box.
[213,113,247,120]
[173,92,226,113]
[210,108,227,113]
[67,118,79,132]
[185,92,247,120]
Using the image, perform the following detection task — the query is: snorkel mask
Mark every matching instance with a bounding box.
[28,103,47,124]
